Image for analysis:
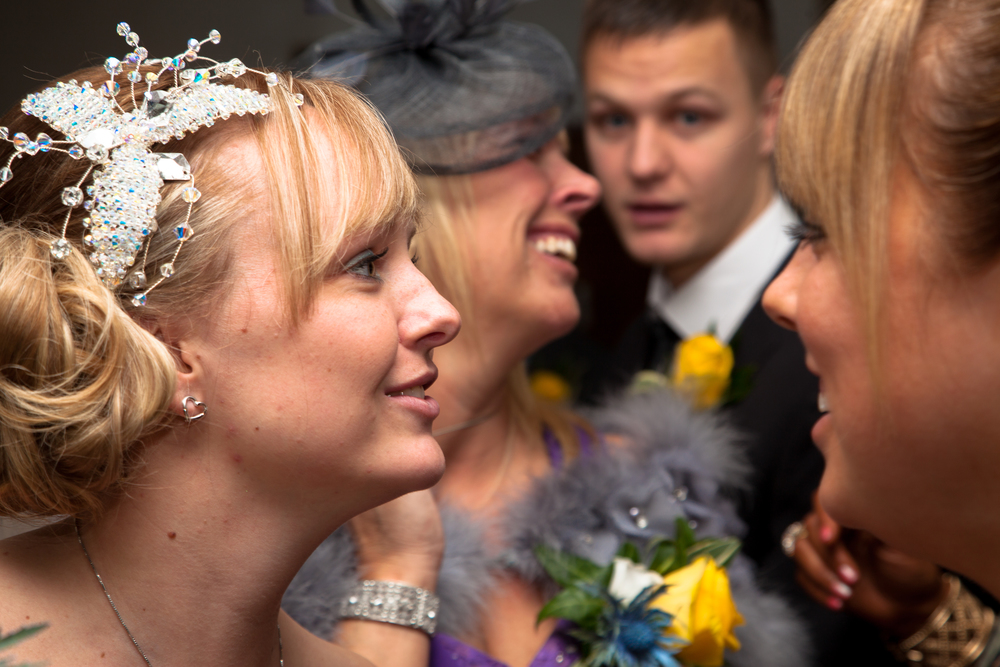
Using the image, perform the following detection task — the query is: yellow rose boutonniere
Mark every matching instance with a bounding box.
[652,557,744,667]
[670,334,734,410]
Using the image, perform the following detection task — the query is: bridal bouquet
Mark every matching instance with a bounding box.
[535,519,744,667]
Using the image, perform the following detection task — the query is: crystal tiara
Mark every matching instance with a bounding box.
[0,23,299,307]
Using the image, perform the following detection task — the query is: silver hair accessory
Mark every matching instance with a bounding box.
[182,395,207,423]
[0,23,300,307]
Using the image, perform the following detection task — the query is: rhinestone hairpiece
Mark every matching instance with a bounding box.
[0,23,301,307]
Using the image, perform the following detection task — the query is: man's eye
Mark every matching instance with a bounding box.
[603,113,629,129]
[678,111,702,126]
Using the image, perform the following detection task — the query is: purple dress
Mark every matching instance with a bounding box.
[429,431,589,667]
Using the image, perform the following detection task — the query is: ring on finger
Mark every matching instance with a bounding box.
[782,521,808,557]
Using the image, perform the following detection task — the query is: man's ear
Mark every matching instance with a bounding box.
[759,74,785,159]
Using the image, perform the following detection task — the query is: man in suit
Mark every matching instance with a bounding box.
[579,1,898,663]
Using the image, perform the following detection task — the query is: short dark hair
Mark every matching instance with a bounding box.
[581,0,779,93]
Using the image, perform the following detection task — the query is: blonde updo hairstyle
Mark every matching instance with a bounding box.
[0,66,418,520]
[777,0,1000,355]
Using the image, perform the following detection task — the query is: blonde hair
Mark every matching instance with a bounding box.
[0,67,418,519]
[778,0,1000,349]
[412,173,588,457]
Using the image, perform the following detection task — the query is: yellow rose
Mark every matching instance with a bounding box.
[530,370,572,404]
[651,557,744,667]
[670,334,734,410]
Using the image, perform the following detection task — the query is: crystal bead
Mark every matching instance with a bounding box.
[180,186,201,203]
[187,38,200,51]
[86,146,110,162]
[100,81,121,97]
[68,145,84,160]
[82,216,92,228]
[84,234,94,246]
[145,71,158,83]
[127,32,140,47]
[162,56,176,71]
[175,221,193,240]
[128,71,142,83]
[293,93,304,107]
[61,186,84,207]
[265,72,278,86]
[156,153,191,181]
[12,132,30,151]
[36,133,52,152]
[105,57,122,75]
[180,70,195,82]
[50,238,73,259]
[126,52,141,65]
[145,90,171,118]
[228,59,246,78]
[136,47,149,61]
[0,167,12,183]
[209,30,221,44]
[117,22,130,36]
[160,263,175,278]
[0,127,7,140]
[131,293,147,307]
[184,50,198,62]
[128,270,147,289]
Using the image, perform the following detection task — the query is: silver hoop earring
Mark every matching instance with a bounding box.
[182,396,208,424]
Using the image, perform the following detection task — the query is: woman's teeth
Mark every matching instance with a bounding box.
[818,393,829,413]
[389,386,425,399]
[532,236,577,262]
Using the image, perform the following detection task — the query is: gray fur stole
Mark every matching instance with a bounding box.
[283,390,813,667]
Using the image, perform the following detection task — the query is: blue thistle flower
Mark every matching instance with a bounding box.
[573,584,686,667]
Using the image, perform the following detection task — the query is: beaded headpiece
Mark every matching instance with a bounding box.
[0,23,299,307]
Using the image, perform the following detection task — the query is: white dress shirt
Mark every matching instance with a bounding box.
[647,196,797,344]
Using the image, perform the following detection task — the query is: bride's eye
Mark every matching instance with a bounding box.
[345,247,389,281]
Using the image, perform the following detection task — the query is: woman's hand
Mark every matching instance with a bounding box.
[349,489,444,591]
[336,491,444,667]
[791,494,947,638]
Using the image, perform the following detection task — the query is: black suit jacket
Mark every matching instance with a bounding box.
[594,296,898,666]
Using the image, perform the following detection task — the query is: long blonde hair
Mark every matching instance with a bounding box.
[778,0,1000,353]
[0,67,418,519]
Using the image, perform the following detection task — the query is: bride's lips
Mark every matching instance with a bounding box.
[627,202,685,227]
[812,390,831,452]
[385,371,440,420]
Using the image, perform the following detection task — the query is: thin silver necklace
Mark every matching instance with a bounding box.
[75,520,284,666]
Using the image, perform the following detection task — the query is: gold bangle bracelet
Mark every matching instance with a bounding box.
[891,574,995,667]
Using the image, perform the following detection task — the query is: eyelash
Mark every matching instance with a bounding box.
[786,220,827,246]
[345,247,389,281]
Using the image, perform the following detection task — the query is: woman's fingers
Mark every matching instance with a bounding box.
[793,521,853,603]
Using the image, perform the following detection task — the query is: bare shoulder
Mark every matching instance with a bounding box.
[0,523,85,628]
[280,611,376,667]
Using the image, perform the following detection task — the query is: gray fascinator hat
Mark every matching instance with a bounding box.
[297,0,577,175]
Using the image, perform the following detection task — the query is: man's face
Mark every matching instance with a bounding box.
[583,20,780,284]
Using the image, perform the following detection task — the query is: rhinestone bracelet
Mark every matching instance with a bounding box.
[340,580,439,635]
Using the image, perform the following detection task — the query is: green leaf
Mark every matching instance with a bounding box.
[537,587,605,627]
[675,517,696,550]
[615,541,642,564]
[649,540,677,574]
[534,544,603,588]
[0,624,47,650]
[688,537,742,568]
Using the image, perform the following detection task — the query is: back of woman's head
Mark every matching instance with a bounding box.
[0,57,417,519]
[777,0,1000,334]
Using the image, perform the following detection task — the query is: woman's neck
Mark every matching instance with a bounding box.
[54,432,348,666]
